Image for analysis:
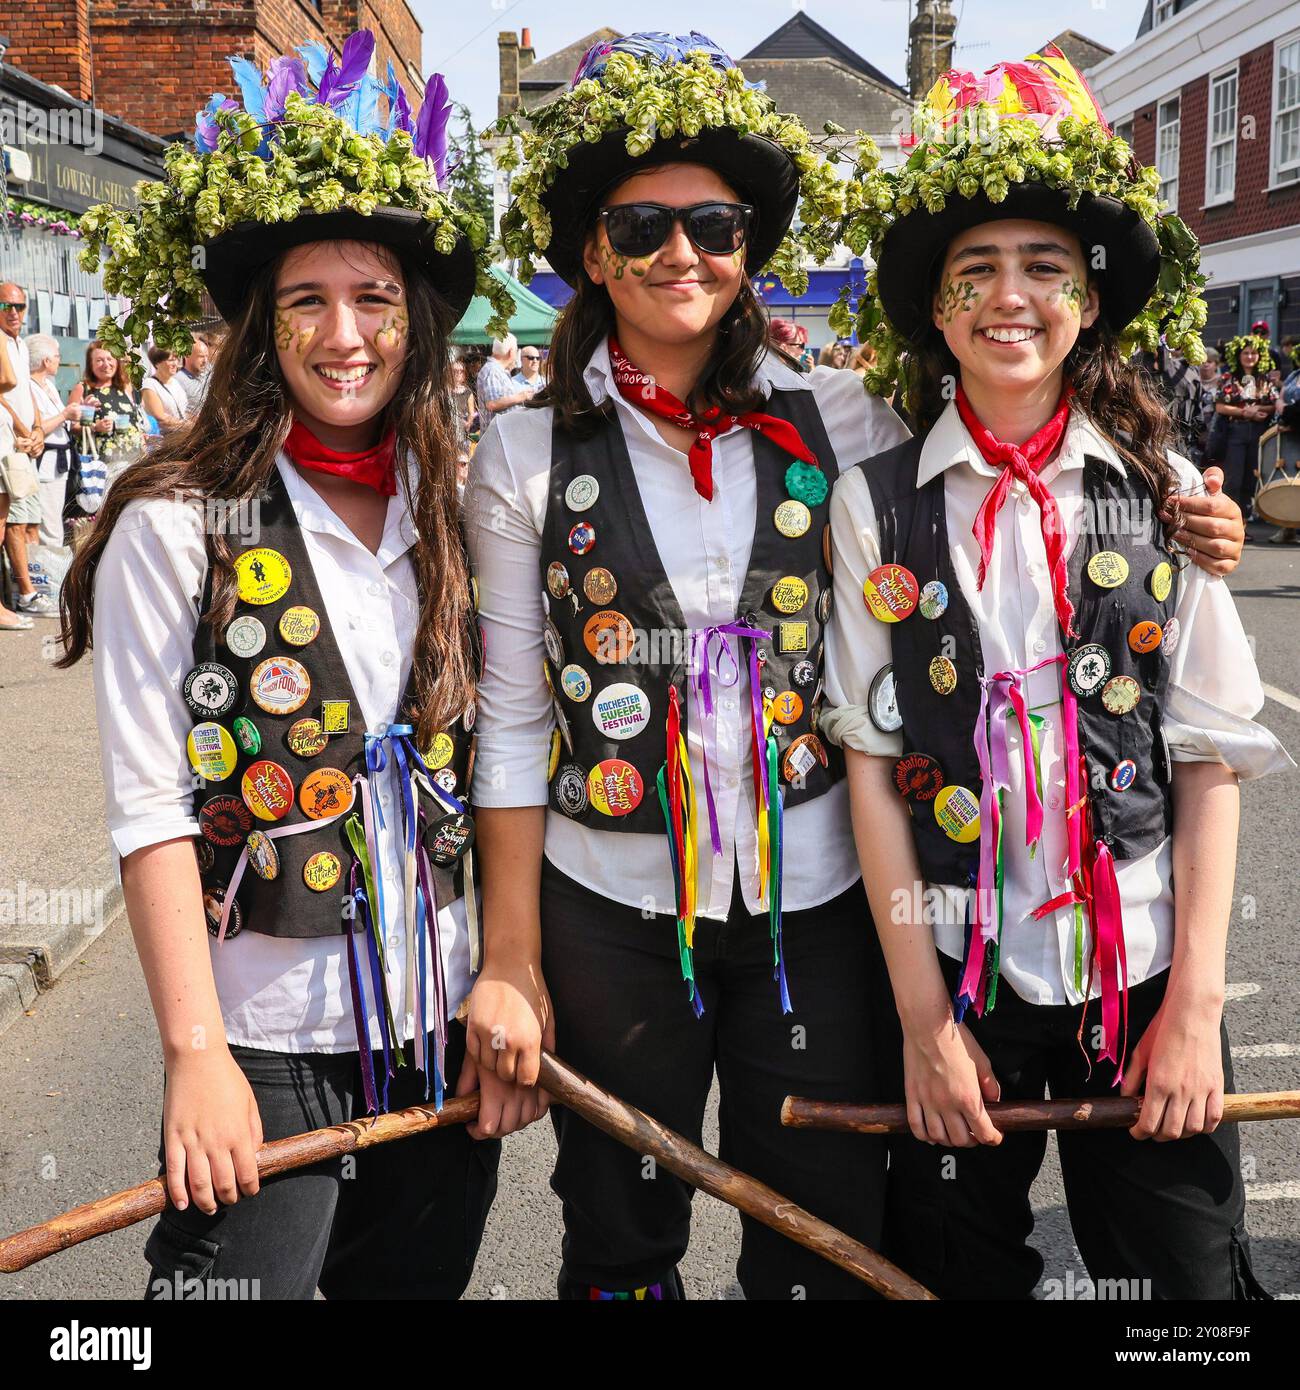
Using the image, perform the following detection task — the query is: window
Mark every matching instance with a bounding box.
[1113,117,1134,149]
[1274,35,1300,187]
[1206,66,1237,204]
[1153,0,1177,26]
[1156,96,1180,209]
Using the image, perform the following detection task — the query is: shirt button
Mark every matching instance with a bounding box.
[381,650,395,666]
[1048,794,1062,811]
[388,933,400,950]
[1033,639,1047,654]
[368,581,384,598]
[381,793,392,808]
[723,698,736,713]
[376,722,388,736]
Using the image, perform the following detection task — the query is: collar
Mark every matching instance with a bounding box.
[582,338,812,412]
[275,453,418,566]
[917,398,1127,488]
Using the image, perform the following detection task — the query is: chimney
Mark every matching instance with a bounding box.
[498,31,520,119]
[907,0,958,102]
[520,28,535,71]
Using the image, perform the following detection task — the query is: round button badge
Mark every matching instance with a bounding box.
[1110,759,1137,792]
[299,767,354,820]
[1161,618,1181,656]
[434,767,458,795]
[546,561,571,600]
[591,683,651,741]
[187,722,238,782]
[568,521,596,556]
[583,567,618,606]
[792,659,816,688]
[928,655,958,695]
[246,829,280,882]
[183,662,239,719]
[203,885,243,940]
[425,732,456,771]
[286,717,329,759]
[225,614,266,659]
[893,752,945,802]
[1128,620,1163,655]
[250,657,311,715]
[199,794,253,847]
[933,785,981,843]
[587,759,645,817]
[565,475,600,512]
[919,580,949,621]
[868,664,902,733]
[583,610,635,665]
[547,728,562,782]
[1150,561,1173,604]
[1066,644,1112,698]
[427,812,476,867]
[863,564,919,623]
[544,620,565,667]
[1101,675,1141,716]
[561,664,592,702]
[553,764,590,819]
[774,499,812,538]
[782,733,828,784]
[1087,550,1129,589]
[771,576,809,614]
[234,548,292,605]
[303,852,342,893]
[232,715,262,757]
[241,760,295,821]
[278,605,321,647]
[772,691,804,725]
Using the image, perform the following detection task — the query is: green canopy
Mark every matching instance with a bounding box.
[452,265,558,346]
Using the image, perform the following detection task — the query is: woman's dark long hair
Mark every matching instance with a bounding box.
[533,230,773,435]
[59,242,474,751]
[904,311,1184,544]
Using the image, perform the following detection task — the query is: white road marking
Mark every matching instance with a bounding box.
[1231,1042,1300,1058]
[1225,983,1261,1001]
[1263,683,1300,715]
[1246,1181,1300,1202]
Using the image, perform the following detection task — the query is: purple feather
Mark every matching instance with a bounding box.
[193,93,237,153]
[336,29,375,89]
[413,73,451,183]
[385,59,413,135]
[264,56,308,121]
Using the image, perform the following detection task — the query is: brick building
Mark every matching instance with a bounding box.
[1087,0,1300,351]
[0,0,425,138]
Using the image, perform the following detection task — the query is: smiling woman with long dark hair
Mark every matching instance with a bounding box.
[57,31,506,1301]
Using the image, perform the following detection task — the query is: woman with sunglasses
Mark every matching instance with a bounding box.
[463,33,909,1301]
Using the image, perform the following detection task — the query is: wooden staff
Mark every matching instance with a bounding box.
[781,1090,1300,1136]
[536,1052,933,1300]
[1,1053,934,1298]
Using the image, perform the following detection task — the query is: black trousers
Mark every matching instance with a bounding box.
[878,958,1267,1300]
[143,1021,500,1300]
[540,858,887,1300]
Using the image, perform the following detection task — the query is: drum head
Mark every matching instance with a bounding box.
[1255,477,1300,527]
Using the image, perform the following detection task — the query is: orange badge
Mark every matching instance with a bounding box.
[299,767,354,820]
[582,610,635,665]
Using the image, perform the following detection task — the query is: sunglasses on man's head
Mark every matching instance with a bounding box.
[598,202,755,260]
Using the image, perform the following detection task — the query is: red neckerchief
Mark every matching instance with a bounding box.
[955,381,1076,639]
[284,418,398,497]
[607,335,819,502]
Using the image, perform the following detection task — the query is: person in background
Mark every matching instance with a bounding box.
[1215,334,1278,521]
[0,398,30,629]
[476,333,532,417]
[1270,343,1300,544]
[26,334,80,549]
[817,339,850,369]
[1188,347,1223,470]
[766,317,805,369]
[848,342,877,381]
[141,347,189,437]
[0,281,53,618]
[175,335,211,415]
[70,341,145,430]
[512,344,545,398]
[450,355,475,476]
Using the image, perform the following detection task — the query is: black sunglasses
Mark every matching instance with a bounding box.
[598,202,755,260]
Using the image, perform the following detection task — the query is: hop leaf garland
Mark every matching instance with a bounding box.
[1222,333,1273,376]
[488,48,869,294]
[77,94,513,380]
[835,107,1209,407]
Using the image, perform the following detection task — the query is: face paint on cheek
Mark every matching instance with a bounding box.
[598,242,651,282]
[373,307,408,355]
[275,310,316,355]
[940,277,979,324]
[1051,277,1087,314]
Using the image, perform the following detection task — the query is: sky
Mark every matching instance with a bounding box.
[407,0,1153,133]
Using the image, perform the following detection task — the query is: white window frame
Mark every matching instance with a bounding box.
[1156,95,1180,211]
[1113,116,1134,149]
[1271,31,1300,188]
[1204,63,1238,206]
[1153,0,1177,27]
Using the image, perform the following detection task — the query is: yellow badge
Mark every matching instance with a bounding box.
[771,576,809,614]
[774,500,812,538]
[278,605,321,647]
[186,722,238,783]
[320,700,349,734]
[1150,561,1173,604]
[928,655,958,695]
[234,548,292,605]
[547,727,561,781]
[303,852,342,893]
[777,621,809,654]
[426,731,455,771]
[934,785,981,843]
[1087,550,1129,589]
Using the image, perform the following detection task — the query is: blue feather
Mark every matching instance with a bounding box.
[295,42,329,89]
[228,56,267,125]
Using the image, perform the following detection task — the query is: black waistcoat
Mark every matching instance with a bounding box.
[860,431,1176,887]
[190,470,476,938]
[541,387,846,831]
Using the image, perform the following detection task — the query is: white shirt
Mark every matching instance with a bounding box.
[146,374,189,422]
[92,455,473,1052]
[2,331,36,431]
[30,375,69,480]
[466,344,909,918]
[822,401,1293,1006]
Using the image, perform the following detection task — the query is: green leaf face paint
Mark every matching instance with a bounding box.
[941,277,979,323]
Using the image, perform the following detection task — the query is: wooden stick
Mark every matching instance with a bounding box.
[0,1093,482,1273]
[2,1053,934,1297]
[537,1053,934,1300]
[781,1090,1300,1136]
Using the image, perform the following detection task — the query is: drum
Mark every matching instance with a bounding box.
[1254,426,1300,527]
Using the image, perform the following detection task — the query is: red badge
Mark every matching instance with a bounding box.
[586,759,645,817]
[241,760,295,821]
[863,564,919,623]
[893,752,945,802]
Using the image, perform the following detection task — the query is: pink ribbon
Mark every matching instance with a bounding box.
[1090,839,1129,1081]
